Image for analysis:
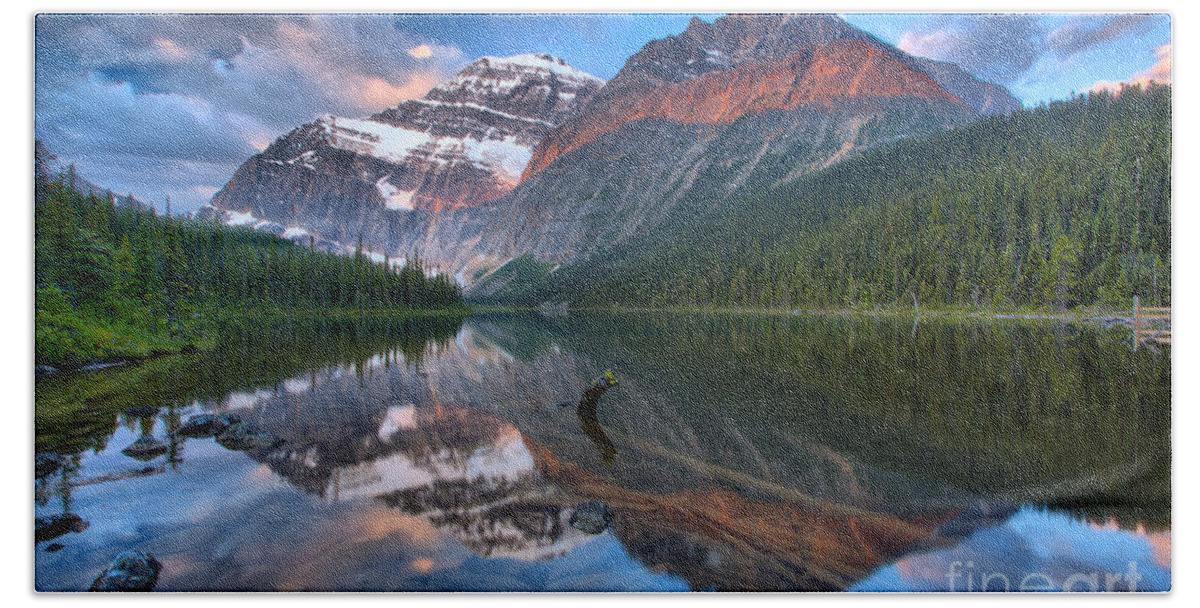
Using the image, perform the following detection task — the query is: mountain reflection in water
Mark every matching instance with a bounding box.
[34,313,1170,591]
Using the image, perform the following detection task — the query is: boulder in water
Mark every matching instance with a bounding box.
[36,513,90,543]
[216,422,283,451]
[177,413,242,438]
[569,500,615,534]
[121,435,168,461]
[89,550,162,592]
[176,414,217,437]
[215,413,242,430]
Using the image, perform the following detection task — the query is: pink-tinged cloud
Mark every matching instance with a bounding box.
[357,72,443,109]
[1090,43,1171,93]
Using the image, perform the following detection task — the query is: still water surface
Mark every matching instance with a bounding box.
[34,312,1170,591]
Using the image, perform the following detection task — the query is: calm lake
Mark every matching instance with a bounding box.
[34,312,1171,592]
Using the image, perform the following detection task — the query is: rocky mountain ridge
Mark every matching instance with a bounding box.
[194,54,603,251]
[198,14,1022,290]
[522,13,1019,180]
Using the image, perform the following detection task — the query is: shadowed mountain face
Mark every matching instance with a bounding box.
[197,14,1018,286]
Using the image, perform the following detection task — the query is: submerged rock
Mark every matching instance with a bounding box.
[176,413,242,438]
[35,452,66,478]
[35,513,90,543]
[89,550,162,592]
[176,414,217,438]
[123,406,159,418]
[216,422,283,451]
[551,401,574,410]
[45,543,65,552]
[121,435,168,461]
[569,500,615,534]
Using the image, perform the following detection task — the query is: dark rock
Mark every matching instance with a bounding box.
[89,550,162,592]
[569,500,615,534]
[216,422,284,451]
[215,413,242,429]
[121,435,168,461]
[36,452,66,478]
[176,414,218,438]
[180,344,199,354]
[178,412,242,438]
[45,543,65,552]
[123,406,159,418]
[36,513,90,543]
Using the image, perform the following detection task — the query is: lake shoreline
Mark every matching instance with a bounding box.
[471,303,1163,329]
[35,306,472,377]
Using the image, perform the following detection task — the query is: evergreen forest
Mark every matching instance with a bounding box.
[501,84,1171,312]
[34,143,464,368]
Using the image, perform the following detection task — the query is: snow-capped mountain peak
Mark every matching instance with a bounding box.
[197,54,603,243]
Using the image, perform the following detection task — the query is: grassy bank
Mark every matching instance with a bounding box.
[35,293,471,372]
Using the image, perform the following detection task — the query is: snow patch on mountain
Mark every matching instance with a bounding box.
[225,210,259,226]
[322,115,534,183]
[443,53,604,97]
[376,176,416,211]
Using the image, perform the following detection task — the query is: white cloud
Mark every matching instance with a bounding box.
[1090,43,1171,93]
[35,14,470,213]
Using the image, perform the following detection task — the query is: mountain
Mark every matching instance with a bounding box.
[195,54,604,253]
[488,84,1171,311]
[35,144,150,212]
[200,14,1020,287]
[521,14,1017,180]
[456,13,1019,294]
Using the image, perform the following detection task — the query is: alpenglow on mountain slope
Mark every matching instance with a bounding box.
[482,85,1170,311]
[199,14,1021,288]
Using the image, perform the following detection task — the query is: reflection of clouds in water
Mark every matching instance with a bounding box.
[420,534,689,592]
[154,497,470,590]
[1146,531,1171,568]
[1088,519,1171,569]
[852,506,1170,591]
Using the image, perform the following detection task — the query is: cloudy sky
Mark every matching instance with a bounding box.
[33,12,1171,214]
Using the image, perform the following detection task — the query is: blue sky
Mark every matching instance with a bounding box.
[34,12,1171,213]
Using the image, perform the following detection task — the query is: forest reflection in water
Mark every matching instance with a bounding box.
[35,312,1170,591]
